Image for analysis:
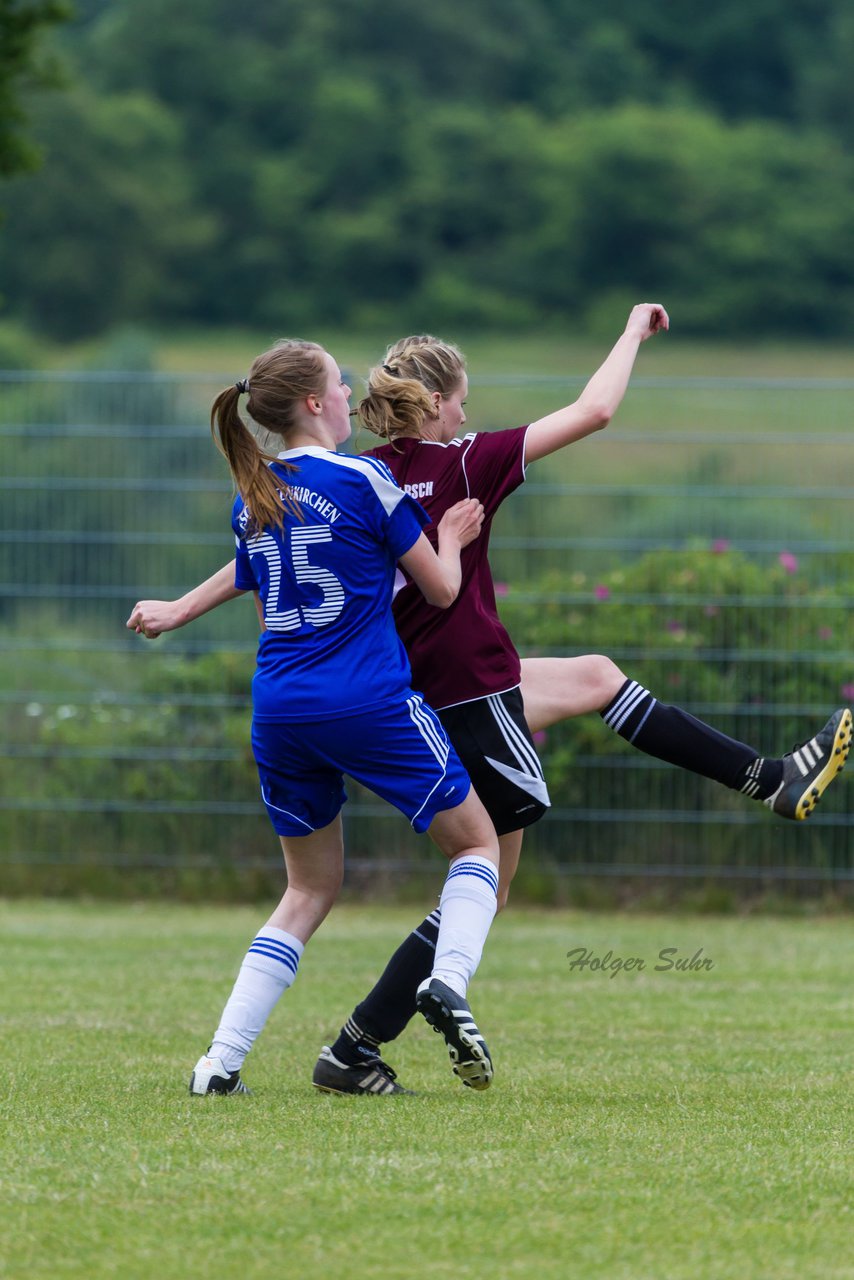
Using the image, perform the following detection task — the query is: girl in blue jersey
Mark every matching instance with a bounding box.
[186,339,500,1096]
[130,309,850,1097]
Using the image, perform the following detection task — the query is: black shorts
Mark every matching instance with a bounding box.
[436,687,550,837]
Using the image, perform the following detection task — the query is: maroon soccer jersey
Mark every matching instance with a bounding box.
[365,427,528,709]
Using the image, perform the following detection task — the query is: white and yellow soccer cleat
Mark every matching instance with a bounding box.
[765,708,852,820]
[416,977,493,1091]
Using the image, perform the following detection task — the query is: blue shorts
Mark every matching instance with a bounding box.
[251,692,471,837]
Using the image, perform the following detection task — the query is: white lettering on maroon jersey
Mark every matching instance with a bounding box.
[404,481,434,500]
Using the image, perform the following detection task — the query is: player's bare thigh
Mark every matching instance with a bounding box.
[519,656,625,734]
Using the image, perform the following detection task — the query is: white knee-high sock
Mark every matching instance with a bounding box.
[210,927,304,1071]
[431,856,498,999]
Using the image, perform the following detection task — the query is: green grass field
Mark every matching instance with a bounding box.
[3,901,852,1280]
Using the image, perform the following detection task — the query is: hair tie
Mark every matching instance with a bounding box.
[235,378,250,394]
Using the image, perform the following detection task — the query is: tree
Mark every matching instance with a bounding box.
[4,0,854,338]
[0,0,70,179]
[0,87,218,338]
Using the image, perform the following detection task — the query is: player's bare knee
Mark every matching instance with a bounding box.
[292,873,342,917]
[590,654,625,705]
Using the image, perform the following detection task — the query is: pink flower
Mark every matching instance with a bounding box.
[711,539,730,554]
[533,730,548,746]
[494,581,509,597]
[667,673,682,687]
[841,683,854,702]
[818,627,833,641]
[666,620,684,633]
[778,551,798,574]
[594,584,611,601]
[703,604,719,618]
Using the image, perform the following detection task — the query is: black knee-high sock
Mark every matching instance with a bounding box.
[328,908,440,1064]
[601,679,783,798]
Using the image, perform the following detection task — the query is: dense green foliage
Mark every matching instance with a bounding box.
[2,0,854,338]
[0,0,69,179]
[4,546,850,889]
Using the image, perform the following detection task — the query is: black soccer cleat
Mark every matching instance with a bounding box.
[311,1046,414,1096]
[415,977,493,1091]
[189,1053,251,1096]
[765,707,852,821]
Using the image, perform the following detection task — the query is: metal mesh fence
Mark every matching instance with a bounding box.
[1,369,852,892]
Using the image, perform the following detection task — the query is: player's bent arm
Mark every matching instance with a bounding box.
[524,303,669,465]
[399,498,484,608]
[399,534,460,608]
[127,560,243,638]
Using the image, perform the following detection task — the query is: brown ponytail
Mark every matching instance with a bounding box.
[210,339,327,533]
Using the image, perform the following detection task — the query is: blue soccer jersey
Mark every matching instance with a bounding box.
[232,446,429,721]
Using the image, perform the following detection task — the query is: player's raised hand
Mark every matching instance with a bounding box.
[437,498,485,549]
[126,600,182,639]
[625,302,669,342]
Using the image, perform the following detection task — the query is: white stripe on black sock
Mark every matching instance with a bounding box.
[604,681,654,734]
[413,907,442,948]
[740,757,763,797]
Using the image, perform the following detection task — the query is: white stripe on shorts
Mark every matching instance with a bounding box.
[487,693,545,781]
[259,783,316,832]
[407,694,450,767]
[406,695,455,829]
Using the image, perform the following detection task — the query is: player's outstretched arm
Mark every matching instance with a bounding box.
[127,560,243,639]
[399,498,484,608]
[524,302,669,464]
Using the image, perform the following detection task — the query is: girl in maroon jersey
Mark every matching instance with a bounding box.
[127,304,850,1094]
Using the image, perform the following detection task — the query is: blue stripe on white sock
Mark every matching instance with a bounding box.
[248,936,301,965]
[446,860,499,895]
[448,858,499,886]
[247,936,301,976]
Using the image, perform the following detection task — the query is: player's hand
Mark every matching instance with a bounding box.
[437,498,485,549]
[625,303,669,342]
[126,600,182,639]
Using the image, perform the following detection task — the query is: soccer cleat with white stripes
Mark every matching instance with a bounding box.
[189,1053,251,1096]
[764,707,851,820]
[415,977,493,1091]
[311,1046,414,1096]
